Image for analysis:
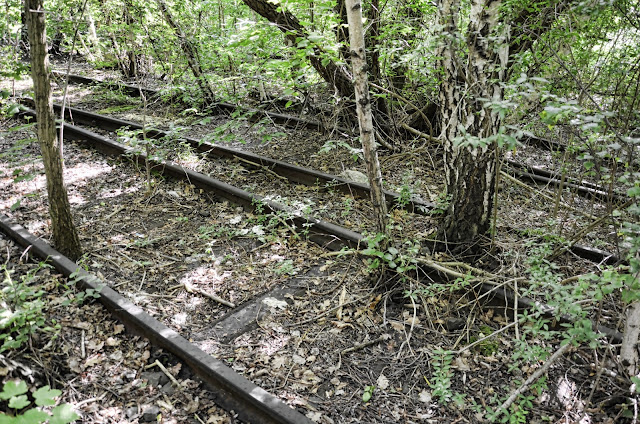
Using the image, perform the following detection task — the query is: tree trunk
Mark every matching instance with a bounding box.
[436,0,509,246]
[156,0,216,103]
[345,0,387,236]
[25,0,82,260]
[242,0,354,98]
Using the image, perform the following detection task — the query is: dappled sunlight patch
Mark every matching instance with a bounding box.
[64,161,112,186]
[179,263,231,290]
[68,192,85,205]
[176,291,205,311]
[555,377,591,423]
[258,333,290,356]
[195,339,219,355]
[26,219,47,235]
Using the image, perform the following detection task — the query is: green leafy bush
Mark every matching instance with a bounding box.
[0,264,58,353]
[0,379,79,424]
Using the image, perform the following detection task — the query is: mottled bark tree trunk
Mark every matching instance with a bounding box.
[345,0,387,236]
[25,0,82,260]
[436,0,509,245]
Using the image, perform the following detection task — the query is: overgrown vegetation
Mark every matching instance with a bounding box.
[2,0,640,421]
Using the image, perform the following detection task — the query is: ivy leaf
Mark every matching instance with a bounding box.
[8,394,30,409]
[20,408,50,423]
[33,386,60,406]
[0,414,14,424]
[0,380,28,400]
[49,404,79,424]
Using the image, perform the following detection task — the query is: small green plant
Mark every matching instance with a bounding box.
[318,139,363,162]
[469,325,500,356]
[395,174,416,209]
[405,273,473,300]
[361,385,375,403]
[430,349,453,403]
[0,379,79,423]
[0,264,58,353]
[361,234,419,276]
[274,259,296,276]
[340,197,353,217]
[429,193,451,215]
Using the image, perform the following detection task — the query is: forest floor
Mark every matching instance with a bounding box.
[0,62,633,423]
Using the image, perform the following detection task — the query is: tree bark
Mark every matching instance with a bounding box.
[25,0,82,260]
[242,0,354,98]
[436,0,509,246]
[156,0,216,103]
[345,0,387,236]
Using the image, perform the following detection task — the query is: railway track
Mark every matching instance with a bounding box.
[7,74,630,418]
[18,97,624,263]
[3,101,627,421]
[15,104,624,311]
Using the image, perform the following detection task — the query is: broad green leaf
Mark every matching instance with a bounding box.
[0,381,28,400]
[33,386,60,406]
[0,414,16,424]
[8,394,29,409]
[17,409,49,424]
[49,404,79,424]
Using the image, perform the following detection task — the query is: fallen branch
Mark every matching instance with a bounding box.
[183,281,235,308]
[146,359,181,387]
[400,123,440,144]
[500,171,596,221]
[495,342,572,418]
[341,335,389,355]
[548,199,633,261]
[233,155,288,180]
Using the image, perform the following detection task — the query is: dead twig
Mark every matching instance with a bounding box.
[341,335,388,355]
[495,342,572,418]
[146,359,180,387]
[183,281,235,308]
[500,171,597,221]
[233,155,288,180]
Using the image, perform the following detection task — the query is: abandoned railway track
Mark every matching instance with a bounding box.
[2,76,629,422]
[15,104,624,320]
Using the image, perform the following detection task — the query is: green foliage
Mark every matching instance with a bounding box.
[274,259,297,276]
[405,272,473,300]
[428,193,451,216]
[318,139,363,163]
[0,264,57,353]
[361,385,375,403]
[429,349,454,403]
[361,234,419,275]
[0,379,79,424]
